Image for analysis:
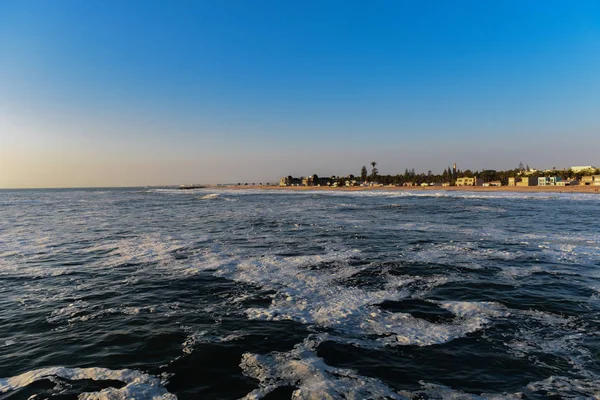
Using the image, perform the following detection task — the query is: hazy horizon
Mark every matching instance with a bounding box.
[2,1,599,189]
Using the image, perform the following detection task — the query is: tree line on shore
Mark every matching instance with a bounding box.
[329,162,600,187]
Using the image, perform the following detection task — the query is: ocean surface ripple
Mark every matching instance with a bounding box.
[1,188,599,399]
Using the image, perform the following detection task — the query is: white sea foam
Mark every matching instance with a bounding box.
[467,205,508,213]
[499,307,597,380]
[181,249,504,347]
[401,237,600,282]
[47,300,91,323]
[526,376,600,399]
[374,311,492,347]
[410,381,522,399]
[240,335,406,399]
[440,301,511,319]
[216,188,600,202]
[121,276,140,285]
[208,251,412,331]
[538,243,600,272]
[0,366,176,399]
[83,235,189,268]
[239,334,531,399]
[404,241,523,270]
[499,265,545,279]
[46,302,181,325]
[239,334,597,400]
[199,193,220,200]
[0,231,205,281]
[181,330,207,356]
[370,300,510,347]
[0,264,74,279]
[0,237,77,279]
[179,328,245,356]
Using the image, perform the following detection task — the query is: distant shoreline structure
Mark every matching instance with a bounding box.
[223,184,600,194]
[274,163,600,189]
[178,184,205,190]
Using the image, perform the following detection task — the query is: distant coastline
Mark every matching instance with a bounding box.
[224,184,600,194]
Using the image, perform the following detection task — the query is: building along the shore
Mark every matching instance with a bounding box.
[517,177,537,186]
[280,175,334,186]
[580,175,600,186]
[538,176,562,186]
[279,176,302,186]
[278,175,324,186]
[509,177,537,186]
[581,176,594,185]
[571,166,596,173]
[556,180,579,186]
[455,177,483,186]
[483,181,502,187]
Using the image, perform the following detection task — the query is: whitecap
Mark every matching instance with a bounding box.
[526,376,600,399]
[199,193,220,200]
[183,250,502,347]
[439,301,511,319]
[240,335,405,399]
[0,366,176,399]
[410,381,522,399]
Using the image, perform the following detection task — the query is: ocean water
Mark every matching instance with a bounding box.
[1,188,599,400]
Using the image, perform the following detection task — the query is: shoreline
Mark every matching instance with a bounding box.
[221,185,600,194]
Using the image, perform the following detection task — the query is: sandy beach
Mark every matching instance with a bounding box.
[225,184,600,194]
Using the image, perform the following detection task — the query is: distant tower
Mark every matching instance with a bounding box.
[453,163,457,174]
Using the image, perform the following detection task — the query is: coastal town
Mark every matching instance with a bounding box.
[278,164,600,188]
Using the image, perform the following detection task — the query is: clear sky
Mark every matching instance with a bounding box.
[1,0,599,188]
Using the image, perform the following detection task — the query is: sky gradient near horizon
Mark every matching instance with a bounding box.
[1,0,599,188]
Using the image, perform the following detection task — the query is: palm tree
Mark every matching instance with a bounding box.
[370,161,378,179]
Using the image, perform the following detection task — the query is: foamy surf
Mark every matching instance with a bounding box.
[0,367,176,399]
[199,193,220,200]
[177,249,511,347]
[2,187,599,398]
[240,335,406,400]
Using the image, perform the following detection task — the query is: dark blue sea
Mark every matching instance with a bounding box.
[1,188,599,399]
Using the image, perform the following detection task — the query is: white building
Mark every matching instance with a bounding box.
[571,166,596,173]
[538,176,562,186]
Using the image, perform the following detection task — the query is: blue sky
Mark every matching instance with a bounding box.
[1,0,599,187]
